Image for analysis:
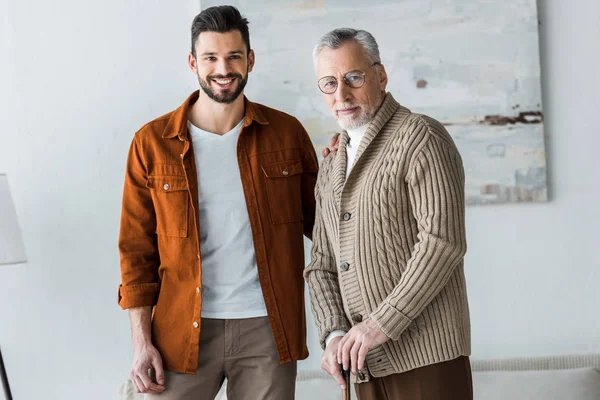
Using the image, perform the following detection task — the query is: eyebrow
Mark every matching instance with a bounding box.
[320,70,364,79]
[200,50,245,56]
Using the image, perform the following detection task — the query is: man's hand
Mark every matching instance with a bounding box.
[128,306,164,393]
[337,319,389,375]
[322,133,341,157]
[130,342,165,394]
[320,336,347,389]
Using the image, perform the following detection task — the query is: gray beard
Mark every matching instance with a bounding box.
[336,112,373,130]
[336,91,384,130]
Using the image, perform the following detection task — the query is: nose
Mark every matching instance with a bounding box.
[334,80,351,103]
[214,59,231,77]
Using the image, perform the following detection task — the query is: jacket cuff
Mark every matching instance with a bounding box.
[318,317,352,350]
[118,283,160,310]
[370,301,413,341]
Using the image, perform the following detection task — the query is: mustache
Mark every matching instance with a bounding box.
[335,104,360,111]
[208,73,243,80]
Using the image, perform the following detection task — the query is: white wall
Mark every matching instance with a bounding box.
[462,0,600,360]
[0,1,199,399]
[0,0,598,399]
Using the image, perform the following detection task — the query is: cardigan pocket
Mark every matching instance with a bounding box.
[146,175,189,237]
[261,159,304,224]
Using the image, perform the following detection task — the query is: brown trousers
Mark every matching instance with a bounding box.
[146,317,297,400]
[355,356,473,400]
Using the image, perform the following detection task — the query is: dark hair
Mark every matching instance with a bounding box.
[191,6,251,57]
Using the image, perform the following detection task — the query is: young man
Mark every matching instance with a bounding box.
[118,6,319,399]
[305,28,473,400]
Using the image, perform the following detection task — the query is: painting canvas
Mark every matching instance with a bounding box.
[200,0,548,205]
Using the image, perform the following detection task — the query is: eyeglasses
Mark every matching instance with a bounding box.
[318,63,380,94]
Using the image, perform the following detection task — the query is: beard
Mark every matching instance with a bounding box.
[334,92,383,130]
[335,106,373,130]
[198,72,248,104]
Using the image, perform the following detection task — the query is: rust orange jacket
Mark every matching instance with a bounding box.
[118,91,318,374]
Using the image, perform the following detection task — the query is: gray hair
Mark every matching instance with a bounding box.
[312,28,381,66]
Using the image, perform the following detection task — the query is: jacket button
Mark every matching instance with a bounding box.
[340,262,350,271]
[352,313,363,323]
[163,183,170,191]
[342,212,351,221]
[193,321,199,328]
[358,371,366,380]
[282,170,289,176]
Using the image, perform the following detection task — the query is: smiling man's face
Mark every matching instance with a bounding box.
[316,40,387,130]
[190,30,254,104]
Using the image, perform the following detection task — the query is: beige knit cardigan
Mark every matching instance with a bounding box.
[304,93,470,381]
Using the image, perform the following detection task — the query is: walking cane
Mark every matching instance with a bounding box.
[341,367,351,400]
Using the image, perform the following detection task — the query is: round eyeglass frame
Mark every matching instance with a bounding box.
[317,62,380,94]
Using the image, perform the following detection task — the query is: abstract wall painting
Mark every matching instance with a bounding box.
[201,0,548,205]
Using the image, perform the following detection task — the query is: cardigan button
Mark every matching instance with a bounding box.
[358,371,366,380]
[352,313,363,323]
[342,212,351,221]
[340,262,350,271]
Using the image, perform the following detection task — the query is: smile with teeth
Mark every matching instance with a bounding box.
[213,78,235,86]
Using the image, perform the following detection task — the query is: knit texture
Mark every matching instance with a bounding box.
[305,93,470,380]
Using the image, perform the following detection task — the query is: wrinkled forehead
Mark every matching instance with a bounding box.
[315,41,372,78]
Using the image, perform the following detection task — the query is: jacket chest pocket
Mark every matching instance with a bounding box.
[261,160,304,224]
[146,176,189,237]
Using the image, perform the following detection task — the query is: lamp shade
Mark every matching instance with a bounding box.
[0,174,26,265]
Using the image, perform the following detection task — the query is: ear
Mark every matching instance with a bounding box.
[188,53,198,75]
[247,49,255,73]
[377,63,388,92]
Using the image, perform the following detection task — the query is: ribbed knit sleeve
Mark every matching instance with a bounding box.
[304,161,352,349]
[370,117,467,341]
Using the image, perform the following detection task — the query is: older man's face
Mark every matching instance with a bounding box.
[316,40,387,130]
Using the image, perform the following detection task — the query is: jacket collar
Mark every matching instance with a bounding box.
[162,90,269,140]
[331,92,402,208]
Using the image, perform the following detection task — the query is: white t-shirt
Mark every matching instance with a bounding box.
[187,119,268,319]
[345,124,369,179]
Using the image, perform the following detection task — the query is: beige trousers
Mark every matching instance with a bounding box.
[146,317,297,400]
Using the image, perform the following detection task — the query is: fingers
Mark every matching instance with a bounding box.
[331,364,346,389]
[357,341,370,371]
[350,340,361,375]
[323,132,342,158]
[337,328,370,376]
[130,360,165,394]
[152,357,165,386]
[130,372,146,394]
[321,350,347,389]
[138,367,165,394]
[332,133,341,151]
[337,335,345,366]
[340,336,354,372]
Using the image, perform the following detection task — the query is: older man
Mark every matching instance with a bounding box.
[304,28,472,400]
